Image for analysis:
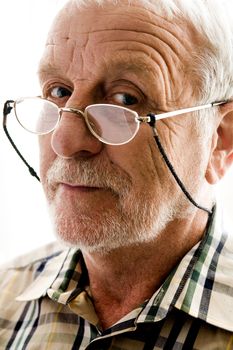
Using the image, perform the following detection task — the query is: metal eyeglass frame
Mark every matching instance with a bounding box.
[3,97,226,142]
[2,98,227,215]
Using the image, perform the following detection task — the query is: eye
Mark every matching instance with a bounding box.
[50,86,71,98]
[111,93,138,106]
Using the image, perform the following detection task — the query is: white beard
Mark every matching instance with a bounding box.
[48,188,178,255]
[44,148,206,256]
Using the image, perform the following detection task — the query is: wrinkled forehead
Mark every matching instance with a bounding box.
[48,1,152,39]
[43,0,202,70]
[47,0,198,43]
[39,0,205,105]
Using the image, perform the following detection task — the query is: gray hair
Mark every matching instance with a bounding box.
[63,0,233,134]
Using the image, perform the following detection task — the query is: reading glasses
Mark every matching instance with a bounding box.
[3,97,226,146]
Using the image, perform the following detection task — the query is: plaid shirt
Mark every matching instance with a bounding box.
[0,205,233,349]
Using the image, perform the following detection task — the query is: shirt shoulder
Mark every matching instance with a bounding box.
[0,242,66,301]
[0,241,64,270]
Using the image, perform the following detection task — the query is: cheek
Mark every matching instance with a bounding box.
[156,121,194,167]
[106,128,159,189]
[157,121,211,189]
[39,134,56,182]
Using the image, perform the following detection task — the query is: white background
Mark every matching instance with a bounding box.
[0,1,232,264]
[0,0,66,264]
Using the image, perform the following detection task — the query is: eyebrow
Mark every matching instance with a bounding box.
[38,63,63,83]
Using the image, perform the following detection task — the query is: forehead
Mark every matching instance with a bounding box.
[39,1,203,105]
[46,1,196,48]
[41,1,199,62]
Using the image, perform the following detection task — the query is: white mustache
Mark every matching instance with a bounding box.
[46,157,132,196]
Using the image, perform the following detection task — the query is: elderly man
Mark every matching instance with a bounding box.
[1,0,233,348]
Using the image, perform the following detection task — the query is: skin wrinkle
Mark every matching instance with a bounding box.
[44,34,193,109]
[157,117,198,167]
[46,34,89,81]
[149,119,186,186]
[69,2,182,45]
[103,60,167,115]
[147,130,168,189]
[40,52,167,111]
[77,28,185,74]
[52,7,189,54]
[41,48,180,112]
[46,7,193,90]
[116,49,172,105]
[56,8,194,62]
[104,42,181,103]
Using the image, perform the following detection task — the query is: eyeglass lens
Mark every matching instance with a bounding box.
[14,98,140,145]
[85,104,139,144]
[15,98,59,134]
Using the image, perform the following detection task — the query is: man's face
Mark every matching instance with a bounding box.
[38,1,209,253]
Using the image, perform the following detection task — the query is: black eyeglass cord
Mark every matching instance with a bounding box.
[148,114,212,216]
[3,101,40,182]
[3,124,40,181]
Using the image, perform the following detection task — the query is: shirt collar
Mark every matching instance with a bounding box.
[16,248,74,301]
[16,205,233,331]
[137,205,233,331]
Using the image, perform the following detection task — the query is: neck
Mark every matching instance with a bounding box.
[83,208,209,329]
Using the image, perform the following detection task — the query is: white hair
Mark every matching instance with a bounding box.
[65,0,233,135]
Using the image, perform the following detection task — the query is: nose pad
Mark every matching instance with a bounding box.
[51,108,103,158]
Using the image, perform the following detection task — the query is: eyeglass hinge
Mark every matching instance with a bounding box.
[137,114,156,127]
[147,113,156,127]
[211,100,228,107]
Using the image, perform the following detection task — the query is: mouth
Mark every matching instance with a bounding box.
[60,182,103,193]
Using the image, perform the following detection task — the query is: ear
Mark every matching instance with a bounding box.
[205,102,233,184]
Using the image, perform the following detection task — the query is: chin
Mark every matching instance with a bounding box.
[48,194,188,255]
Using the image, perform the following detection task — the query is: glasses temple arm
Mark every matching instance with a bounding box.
[3,101,40,182]
[151,100,228,121]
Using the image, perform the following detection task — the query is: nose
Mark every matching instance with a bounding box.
[51,107,103,159]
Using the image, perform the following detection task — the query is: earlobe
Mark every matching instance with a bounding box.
[205,104,233,184]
